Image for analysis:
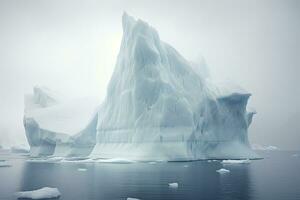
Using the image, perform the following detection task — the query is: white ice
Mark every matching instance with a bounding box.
[77,168,87,171]
[95,158,136,164]
[222,159,251,164]
[168,182,179,188]
[15,187,61,199]
[216,168,230,174]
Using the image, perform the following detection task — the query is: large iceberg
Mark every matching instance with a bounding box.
[24,13,257,160]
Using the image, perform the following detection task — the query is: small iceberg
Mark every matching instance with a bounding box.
[183,164,189,168]
[127,198,141,200]
[77,168,87,171]
[222,159,251,164]
[15,187,61,199]
[148,161,156,164]
[216,168,230,174]
[168,182,179,188]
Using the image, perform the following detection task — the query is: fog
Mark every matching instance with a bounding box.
[0,0,299,150]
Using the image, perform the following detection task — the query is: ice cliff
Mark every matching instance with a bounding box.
[24,13,257,160]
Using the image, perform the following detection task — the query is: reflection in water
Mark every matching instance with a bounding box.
[19,160,253,200]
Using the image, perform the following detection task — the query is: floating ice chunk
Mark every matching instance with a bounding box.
[216,168,230,174]
[47,157,64,162]
[222,159,251,164]
[148,161,156,164]
[127,198,141,200]
[96,158,136,164]
[168,182,179,188]
[208,160,219,162]
[183,164,189,168]
[77,168,87,171]
[15,187,61,199]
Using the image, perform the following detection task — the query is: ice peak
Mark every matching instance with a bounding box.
[122,12,136,33]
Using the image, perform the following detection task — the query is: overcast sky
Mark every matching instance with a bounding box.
[0,0,299,150]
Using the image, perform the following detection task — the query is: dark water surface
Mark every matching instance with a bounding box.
[0,151,299,200]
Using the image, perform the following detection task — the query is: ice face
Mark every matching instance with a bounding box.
[90,13,257,160]
[24,13,257,160]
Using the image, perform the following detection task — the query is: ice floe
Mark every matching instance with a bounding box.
[222,159,251,164]
[15,187,61,199]
[168,182,179,188]
[216,168,230,174]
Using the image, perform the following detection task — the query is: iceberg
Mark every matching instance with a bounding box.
[23,86,99,157]
[90,13,257,160]
[15,187,61,199]
[24,13,257,161]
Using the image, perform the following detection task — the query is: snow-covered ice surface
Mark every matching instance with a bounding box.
[168,183,179,188]
[15,187,61,199]
[222,159,251,164]
[24,13,258,161]
[216,168,230,174]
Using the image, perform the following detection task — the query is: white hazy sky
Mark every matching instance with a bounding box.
[0,0,299,150]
